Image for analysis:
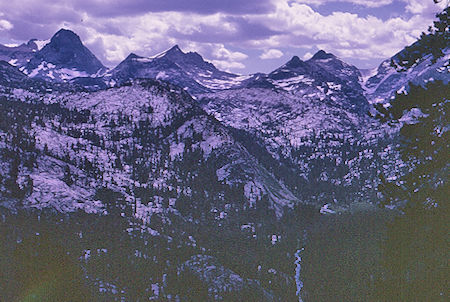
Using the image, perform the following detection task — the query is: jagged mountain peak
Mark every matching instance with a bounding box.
[310,50,335,61]
[50,28,83,45]
[0,41,39,67]
[107,44,239,94]
[125,52,143,60]
[25,39,39,50]
[267,55,310,81]
[24,28,106,80]
[167,44,182,53]
[41,28,96,60]
[124,45,186,62]
[306,49,363,92]
[285,55,304,68]
[156,45,216,70]
[364,21,450,104]
[150,44,185,59]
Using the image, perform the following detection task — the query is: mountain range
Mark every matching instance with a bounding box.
[1,25,448,216]
[0,21,448,300]
[2,27,447,98]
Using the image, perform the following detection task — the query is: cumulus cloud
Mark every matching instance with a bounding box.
[248,0,442,61]
[182,43,248,71]
[64,12,248,66]
[302,52,314,60]
[0,19,13,31]
[260,49,284,59]
[0,0,446,72]
[402,0,447,15]
[211,60,246,71]
[211,45,248,61]
[290,0,394,8]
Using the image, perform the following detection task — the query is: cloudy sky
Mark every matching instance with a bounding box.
[0,0,446,73]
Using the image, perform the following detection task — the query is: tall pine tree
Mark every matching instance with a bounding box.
[377,80,449,301]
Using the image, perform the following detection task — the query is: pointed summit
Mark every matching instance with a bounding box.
[285,56,306,69]
[109,43,237,94]
[150,44,220,73]
[125,53,142,60]
[288,55,301,63]
[268,55,310,81]
[160,44,186,60]
[308,49,362,91]
[26,39,39,50]
[167,44,183,53]
[50,29,83,46]
[24,28,106,81]
[310,50,335,60]
[149,44,184,60]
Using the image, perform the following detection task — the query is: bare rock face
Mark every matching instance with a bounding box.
[23,29,106,81]
[0,79,297,220]
[107,45,240,94]
[0,39,37,67]
[363,39,449,104]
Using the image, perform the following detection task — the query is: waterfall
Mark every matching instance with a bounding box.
[295,247,305,302]
[295,230,307,301]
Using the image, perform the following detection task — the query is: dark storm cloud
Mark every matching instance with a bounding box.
[6,20,57,41]
[72,0,275,17]
[0,0,276,42]
[0,1,83,40]
[0,2,81,26]
[225,17,283,40]
[83,22,125,37]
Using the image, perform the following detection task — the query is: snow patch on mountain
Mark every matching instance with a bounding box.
[33,39,50,51]
[364,48,450,104]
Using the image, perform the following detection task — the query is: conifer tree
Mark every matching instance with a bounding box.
[377,80,449,301]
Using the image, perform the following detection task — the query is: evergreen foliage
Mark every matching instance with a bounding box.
[376,80,449,301]
[392,8,449,70]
